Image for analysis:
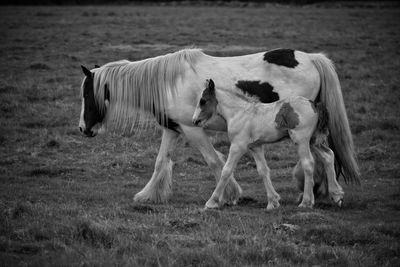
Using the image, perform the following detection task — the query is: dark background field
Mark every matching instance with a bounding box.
[0,3,399,266]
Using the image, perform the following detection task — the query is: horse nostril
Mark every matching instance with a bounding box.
[79,127,83,132]
[193,119,200,126]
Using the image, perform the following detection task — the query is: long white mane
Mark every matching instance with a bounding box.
[93,48,204,132]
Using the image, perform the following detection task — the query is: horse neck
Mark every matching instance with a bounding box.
[215,90,252,122]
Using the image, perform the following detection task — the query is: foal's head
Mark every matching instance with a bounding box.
[192,79,218,127]
[78,65,109,137]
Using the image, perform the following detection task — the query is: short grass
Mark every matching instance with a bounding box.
[0,4,399,266]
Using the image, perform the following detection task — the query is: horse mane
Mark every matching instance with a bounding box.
[92,48,205,133]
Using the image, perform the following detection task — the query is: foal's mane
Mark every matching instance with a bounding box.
[93,48,204,132]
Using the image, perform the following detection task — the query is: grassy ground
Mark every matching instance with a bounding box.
[0,4,399,266]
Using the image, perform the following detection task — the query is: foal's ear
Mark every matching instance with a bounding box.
[81,65,92,77]
[208,79,215,93]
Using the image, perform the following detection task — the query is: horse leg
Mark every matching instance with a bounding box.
[180,125,243,205]
[205,143,246,209]
[319,145,344,207]
[249,146,280,211]
[134,128,179,203]
[292,161,305,204]
[297,141,315,208]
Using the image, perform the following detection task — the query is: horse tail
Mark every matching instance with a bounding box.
[309,53,360,184]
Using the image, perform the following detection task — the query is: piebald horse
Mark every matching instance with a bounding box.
[78,48,359,207]
[193,79,341,209]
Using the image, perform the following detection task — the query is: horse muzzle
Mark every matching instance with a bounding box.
[79,126,97,137]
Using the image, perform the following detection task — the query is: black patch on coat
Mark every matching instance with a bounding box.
[275,102,300,130]
[162,117,180,132]
[82,75,104,135]
[235,80,279,103]
[152,105,180,132]
[263,49,299,68]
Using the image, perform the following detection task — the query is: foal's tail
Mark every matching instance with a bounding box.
[309,53,360,184]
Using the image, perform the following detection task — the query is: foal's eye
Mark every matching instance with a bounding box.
[200,99,206,106]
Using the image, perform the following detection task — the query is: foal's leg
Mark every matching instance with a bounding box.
[205,143,246,209]
[297,141,315,208]
[180,126,243,205]
[318,145,344,207]
[249,146,280,211]
[292,161,305,204]
[134,128,179,203]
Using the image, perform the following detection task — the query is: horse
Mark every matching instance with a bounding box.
[192,79,344,209]
[78,48,359,206]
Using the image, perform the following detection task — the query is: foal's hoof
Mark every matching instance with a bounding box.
[205,199,219,209]
[336,199,343,208]
[220,182,243,206]
[266,195,281,211]
[298,201,314,209]
[296,193,303,205]
[266,201,280,211]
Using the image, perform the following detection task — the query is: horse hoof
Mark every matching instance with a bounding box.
[205,199,219,209]
[298,202,313,209]
[330,192,344,208]
[133,192,147,203]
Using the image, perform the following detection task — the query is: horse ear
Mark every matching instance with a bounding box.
[81,65,92,77]
[94,64,100,68]
[208,79,215,93]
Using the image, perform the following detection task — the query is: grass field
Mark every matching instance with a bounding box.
[0,4,399,266]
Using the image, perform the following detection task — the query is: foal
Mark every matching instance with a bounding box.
[192,79,337,210]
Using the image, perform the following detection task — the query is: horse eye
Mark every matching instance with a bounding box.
[200,99,206,106]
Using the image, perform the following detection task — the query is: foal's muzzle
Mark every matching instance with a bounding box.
[193,119,201,126]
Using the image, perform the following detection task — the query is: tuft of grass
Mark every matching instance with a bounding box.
[372,223,400,239]
[28,63,51,70]
[0,86,17,94]
[374,243,400,265]
[274,243,307,265]
[285,211,331,225]
[8,202,35,219]
[167,218,200,231]
[28,167,70,177]
[173,248,226,267]
[313,246,349,266]
[185,156,206,166]
[125,205,158,214]
[35,11,54,16]
[358,145,386,161]
[74,218,116,249]
[45,139,60,148]
[301,224,379,246]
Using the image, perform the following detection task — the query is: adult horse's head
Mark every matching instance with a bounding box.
[192,79,218,127]
[78,65,109,137]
